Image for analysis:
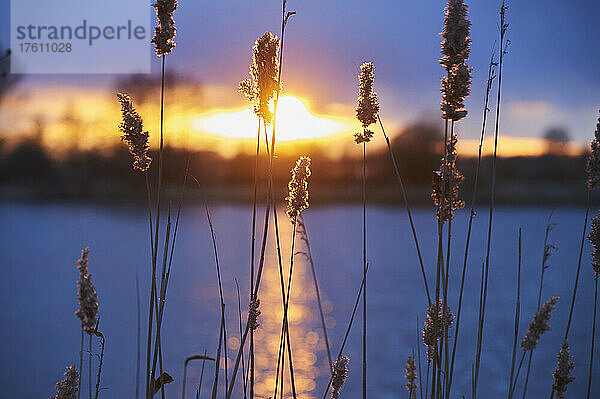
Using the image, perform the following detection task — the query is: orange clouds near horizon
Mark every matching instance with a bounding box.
[0,83,586,160]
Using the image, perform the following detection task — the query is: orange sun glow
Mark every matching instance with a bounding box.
[192,96,352,142]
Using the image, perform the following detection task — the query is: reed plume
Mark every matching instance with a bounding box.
[354,62,379,144]
[151,0,178,56]
[585,111,600,190]
[54,366,79,399]
[331,356,349,399]
[589,212,600,278]
[432,132,464,222]
[552,340,575,399]
[248,298,261,331]
[285,156,311,220]
[440,0,472,121]
[441,63,472,121]
[75,248,99,334]
[405,356,418,397]
[440,0,471,71]
[521,296,558,351]
[422,300,454,361]
[588,208,600,399]
[117,93,151,172]
[239,32,281,124]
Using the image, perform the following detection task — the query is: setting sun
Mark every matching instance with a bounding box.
[192,96,351,141]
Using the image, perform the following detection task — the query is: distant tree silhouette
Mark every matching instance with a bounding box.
[390,121,443,184]
[543,126,570,155]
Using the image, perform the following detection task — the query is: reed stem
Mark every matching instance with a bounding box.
[508,229,522,397]
[474,5,507,397]
[321,264,369,399]
[377,115,431,305]
[146,53,166,399]
[586,277,598,399]
[564,190,590,339]
[136,268,141,399]
[226,1,294,395]
[417,318,423,399]
[447,51,496,397]
[78,328,83,399]
[204,203,226,399]
[89,334,92,399]
[362,140,367,399]
[297,216,333,370]
[272,209,298,399]
[93,330,105,399]
[249,119,261,399]
[235,280,248,399]
[197,349,209,399]
[522,212,555,398]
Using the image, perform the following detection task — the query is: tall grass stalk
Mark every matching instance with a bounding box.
[151,206,172,399]
[146,53,167,399]
[135,268,141,399]
[416,317,423,399]
[235,280,248,399]
[586,277,598,399]
[196,349,209,399]
[272,211,298,399]
[203,203,227,399]
[564,190,590,339]
[227,2,294,395]
[377,115,431,304]
[473,5,508,397]
[442,123,455,398]
[272,155,311,398]
[249,119,261,399]
[296,216,333,369]
[361,140,368,399]
[510,296,559,397]
[78,329,83,399]
[150,167,188,398]
[93,329,105,399]
[321,264,369,399]
[508,229,522,396]
[183,355,215,399]
[447,52,496,397]
[521,213,555,398]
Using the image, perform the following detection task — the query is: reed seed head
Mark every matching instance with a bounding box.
[286,156,311,220]
[75,248,99,334]
[440,0,472,71]
[151,0,178,56]
[432,132,464,223]
[521,296,559,351]
[117,93,151,172]
[240,32,280,124]
[331,355,349,399]
[405,356,418,396]
[354,62,379,144]
[585,110,600,190]
[53,365,79,399]
[248,298,261,331]
[588,211,600,278]
[552,340,575,399]
[422,300,455,361]
[440,62,472,121]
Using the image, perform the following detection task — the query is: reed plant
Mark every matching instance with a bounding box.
[353,61,379,399]
[53,366,79,399]
[473,4,509,399]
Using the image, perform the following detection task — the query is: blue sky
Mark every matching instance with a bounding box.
[1,0,599,144]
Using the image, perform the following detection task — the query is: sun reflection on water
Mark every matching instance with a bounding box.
[250,210,331,399]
